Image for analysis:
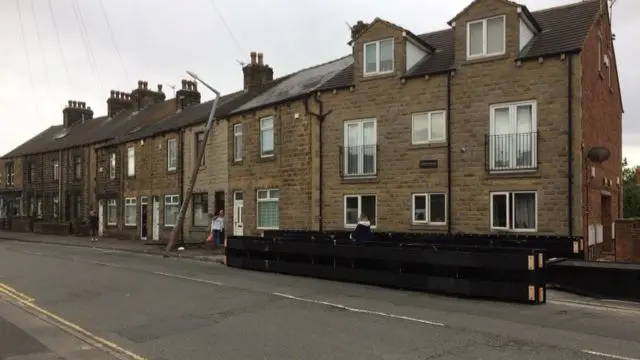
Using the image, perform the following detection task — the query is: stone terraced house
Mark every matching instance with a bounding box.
[0,0,622,254]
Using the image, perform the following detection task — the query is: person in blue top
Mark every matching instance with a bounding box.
[350,213,372,242]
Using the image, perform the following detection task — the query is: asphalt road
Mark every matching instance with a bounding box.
[0,241,639,360]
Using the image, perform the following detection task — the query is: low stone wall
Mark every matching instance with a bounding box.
[614,219,640,262]
[33,222,72,236]
[11,218,33,233]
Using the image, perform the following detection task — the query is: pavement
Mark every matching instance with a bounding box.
[0,230,225,264]
[1,238,640,359]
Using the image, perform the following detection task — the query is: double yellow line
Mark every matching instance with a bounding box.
[0,282,148,360]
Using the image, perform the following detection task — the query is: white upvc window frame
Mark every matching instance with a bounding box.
[233,123,243,161]
[127,147,135,177]
[489,100,537,172]
[107,199,117,225]
[260,116,274,158]
[490,191,538,232]
[53,160,60,180]
[363,38,394,76]
[343,194,377,229]
[109,153,116,179]
[466,15,506,60]
[167,138,178,171]
[411,193,447,225]
[343,118,377,177]
[163,194,180,227]
[124,197,137,226]
[411,111,447,145]
[256,189,279,230]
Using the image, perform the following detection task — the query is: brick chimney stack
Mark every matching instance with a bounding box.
[175,79,201,111]
[107,90,135,118]
[242,51,274,90]
[63,100,94,128]
[130,79,166,111]
[350,20,369,42]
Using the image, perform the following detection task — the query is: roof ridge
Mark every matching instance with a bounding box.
[529,0,598,14]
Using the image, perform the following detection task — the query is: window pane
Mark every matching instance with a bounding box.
[257,201,279,228]
[261,128,274,153]
[493,107,511,168]
[412,115,429,143]
[516,105,533,167]
[486,17,505,54]
[468,22,484,56]
[362,122,375,145]
[365,43,377,73]
[430,112,446,141]
[257,190,268,199]
[261,118,273,129]
[429,194,446,223]
[492,194,508,228]
[193,202,209,227]
[361,195,376,226]
[516,105,532,133]
[379,39,393,72]
[413,195,427,222]
[513,193,536,229]
[345,197,359,225]
[165,203,178,225]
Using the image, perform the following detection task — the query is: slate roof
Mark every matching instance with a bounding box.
[3,0,602,159]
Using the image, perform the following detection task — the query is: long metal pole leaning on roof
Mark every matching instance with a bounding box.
[166,71,221,252]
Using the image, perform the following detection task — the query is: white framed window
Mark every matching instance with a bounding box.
[164,194,180,227]
[109,153,116,179]
[53,160,59,180]
[604,53,612,88]
[167,138,177,171]
[412,193,446,225]
[490,191,537,232]
[344,194,377,228]
[412,111,446,144]
[5,163,14,185]
[363,38,394,75]
[107,199,117,225]
[124,197,137,226]
[233,123,243,161]
[467,15,506,59]
[344,119,376,177]
[257,189,279,229]
[260,117,274,157]
[489,100,537,171]
[74,157,82,180]
[127,147,135,177]
[192,193,209,227]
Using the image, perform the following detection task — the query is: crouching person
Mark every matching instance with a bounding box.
[350,213,372,242]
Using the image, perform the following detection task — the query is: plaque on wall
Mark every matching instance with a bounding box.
[419,160,438,169]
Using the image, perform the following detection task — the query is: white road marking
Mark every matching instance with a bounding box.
[153,272,224,286]
[272,292,446,327]
[583,350,640,360]
[549,299,640,315]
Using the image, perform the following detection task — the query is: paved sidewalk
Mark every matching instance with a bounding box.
[0,230,225,264]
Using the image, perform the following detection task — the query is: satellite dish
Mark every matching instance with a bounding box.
[586,146,611,163]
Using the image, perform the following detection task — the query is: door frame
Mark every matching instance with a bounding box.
[152,196,160,241]
[98,200,104,236]
[233,191,244,236]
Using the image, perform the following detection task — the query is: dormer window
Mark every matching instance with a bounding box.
[466,15,506,59]
[363,38,394,75]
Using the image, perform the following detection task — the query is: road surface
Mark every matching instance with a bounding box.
[1,240,639,360]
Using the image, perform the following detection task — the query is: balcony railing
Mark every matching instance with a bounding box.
[485,132,538,172]
[339,144,378,178]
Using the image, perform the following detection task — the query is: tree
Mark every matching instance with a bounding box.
[622,158,640,218]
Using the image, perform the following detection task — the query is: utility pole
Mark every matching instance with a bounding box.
[166,71,221,252]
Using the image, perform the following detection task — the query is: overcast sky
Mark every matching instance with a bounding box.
[0,0,637,164]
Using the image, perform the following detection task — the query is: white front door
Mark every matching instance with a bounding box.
[233,192,243,236]
[152,196,160,241]
[98,200,104,236]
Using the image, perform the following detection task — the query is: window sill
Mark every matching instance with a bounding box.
[257,227,279,231]
[163,225,176,229]
[106,224,117,228]
[361,72,395,81]
[124,224,137,228]
[257,155,276,163]
[341,176,379,185]
[490,228,538,234]
[410,223,447,229]
[409,142,447,150]
[485,170,540,180]
[344,224,377,230]
[127,175,136,179]
[465,53,508,65]
[167,170,178,175]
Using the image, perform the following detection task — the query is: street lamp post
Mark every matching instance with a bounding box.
[166,71,221,252]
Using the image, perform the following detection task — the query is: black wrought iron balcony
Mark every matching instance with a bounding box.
[339,144,378,178]
[485,132,538,172]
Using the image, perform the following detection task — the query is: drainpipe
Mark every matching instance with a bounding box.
[58,151,62,223]
[179,129,185,243]
[567,55,574,239]
[446,71,453,235]
[304,94,333,232]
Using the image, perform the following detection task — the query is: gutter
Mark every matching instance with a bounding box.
[567,55,574,239]
[447,71,453,235]
[303,95,333,232]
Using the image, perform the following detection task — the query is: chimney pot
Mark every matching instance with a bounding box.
[68,100,73,107]
[257,53,264,66]
[72,101,77,108]
[157,84,163,92]
[143,81,148,89]
[192,81,197,91]
[250,51,257,65]
[138,80,143,88]
[115,91,120,99]
[181,79,187,89]
[110,90,115,98]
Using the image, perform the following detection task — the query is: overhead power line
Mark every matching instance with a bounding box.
[29,0,54,98]
[15,0,41,117]
[207,0,246,59]
[47,0,72,89]
[97,0,129,85]
[71,0,104,93]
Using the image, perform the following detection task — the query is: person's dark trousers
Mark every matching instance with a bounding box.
[213,230,221,248]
